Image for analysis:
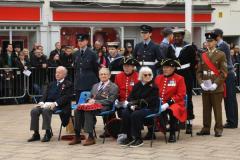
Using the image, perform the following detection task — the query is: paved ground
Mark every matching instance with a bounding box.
[0,95,240,160]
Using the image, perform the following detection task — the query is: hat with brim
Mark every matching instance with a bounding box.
[140,25,153,33]
[173,28,185,36]
[107,42,120,48]
[205,32,217,41]
[77,33,89,41]
[121,57,140,66]
[155,59,181,68]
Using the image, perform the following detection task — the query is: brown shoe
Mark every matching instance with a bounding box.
[68,136,81,145]
[83,137,96,146]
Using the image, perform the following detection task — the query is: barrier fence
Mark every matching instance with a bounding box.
[1,65,240,103]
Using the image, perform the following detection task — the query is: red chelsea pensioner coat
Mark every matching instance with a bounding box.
[115,71,139,102]
[155,73,187,122]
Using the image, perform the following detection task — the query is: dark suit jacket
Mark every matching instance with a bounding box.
[217,41,234,70]
[41,79,73,126]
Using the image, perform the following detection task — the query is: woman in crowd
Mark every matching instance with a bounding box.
[120,66,159,147]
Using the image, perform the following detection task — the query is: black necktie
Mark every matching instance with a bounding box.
[144,43,148,48]
[81,50,84,57]
[57,81,60,86]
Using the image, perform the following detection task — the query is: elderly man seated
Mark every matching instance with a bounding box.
[69,67,118,146]
[28,66,73,142]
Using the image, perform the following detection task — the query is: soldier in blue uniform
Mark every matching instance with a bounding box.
[213,28,238,128]
[133,25,162,75]
[74,33,99,101]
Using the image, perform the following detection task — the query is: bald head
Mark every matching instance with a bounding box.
[55,66,67,81]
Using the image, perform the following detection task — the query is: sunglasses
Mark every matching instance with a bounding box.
[143,74,152,77]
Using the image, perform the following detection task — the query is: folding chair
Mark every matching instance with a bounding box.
[177,95,192,140]
[56,91,91,141]
[98,104,116,144]
[145,98,168,147]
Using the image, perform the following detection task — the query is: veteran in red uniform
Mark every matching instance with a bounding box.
[114,57,139,118]
[155,59,187,142]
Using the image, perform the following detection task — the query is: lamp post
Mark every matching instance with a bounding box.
[185,0,192,43]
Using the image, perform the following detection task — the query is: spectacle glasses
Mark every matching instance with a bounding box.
[143,74,152,77]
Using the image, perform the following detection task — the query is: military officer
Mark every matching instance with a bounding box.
[169,28,197,134]
[196,32,228,137]
[106,42,124,81]
[159,27,175,59]
[213,28,238,129]
[133,25,162,75]
[74,33,99,101]
[114,57,139,118]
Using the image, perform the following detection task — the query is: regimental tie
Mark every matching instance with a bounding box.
[98,82,105,92]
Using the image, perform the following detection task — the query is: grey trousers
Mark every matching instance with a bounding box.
[30,107,53,131]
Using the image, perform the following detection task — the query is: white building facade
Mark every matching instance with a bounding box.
[0,0,239,55]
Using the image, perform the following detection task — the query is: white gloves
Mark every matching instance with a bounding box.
[130,105,136,111]
[201,83,217,91]
[38,102,44,108]
[123,101,129,108]
[209,83,218,91]
[161,103,169,112]
[201,83,209,91]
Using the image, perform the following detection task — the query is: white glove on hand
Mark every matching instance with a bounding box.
[42,102,53,109]
[200,83,209,91]
[123,101,129,108]
[161,103,169,112]
[37,102,44,108]
[114,99,119,106]
[209,83,218,91]
[130,105,136,111]
[49,102,56,110]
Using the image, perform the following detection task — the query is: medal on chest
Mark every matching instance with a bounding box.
[167,80,176,86]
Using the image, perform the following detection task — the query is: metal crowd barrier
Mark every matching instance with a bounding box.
[0,68,26,104]
[234,63,240,92]
[0,67,75,104]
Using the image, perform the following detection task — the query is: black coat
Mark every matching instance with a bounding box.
[60,53,74,68]
[41,80,73,127]
[30,55,48,68]
[15,58,31,70]
[74,47,99,91]
[127,81,159,111]
[1,52,18,67]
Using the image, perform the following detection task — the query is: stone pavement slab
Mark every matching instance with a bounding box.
[0,95,240,160]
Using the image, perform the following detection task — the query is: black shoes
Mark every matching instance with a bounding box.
[196,131,210,136]
[129,139,144,148]
[143,132,156,140]
[186,124,192,134]
[120,138,134,147]
[214,132,222,137]
[223,123,237,129]
[41,133,52,142]
[168,133,176,143]
[99,132,111,138]
[27,133,40,142]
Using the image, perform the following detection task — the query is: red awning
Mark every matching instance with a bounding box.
[53,11,211,22]
[0,6,40,21]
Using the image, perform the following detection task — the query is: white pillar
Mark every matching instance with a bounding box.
[90,26,94,48]
[50,25,61,52]
[120,27,124,48]
[39,26,49,56]
[9,29,12,44]
[185,0,192,43]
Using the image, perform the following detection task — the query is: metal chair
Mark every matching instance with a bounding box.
[145,98,168,147]
[98,104,116,144]
[56,91,91,141]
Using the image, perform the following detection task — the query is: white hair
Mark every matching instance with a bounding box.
[56,66,68,77]
[138,66,153,81]
[99,67,110,75]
